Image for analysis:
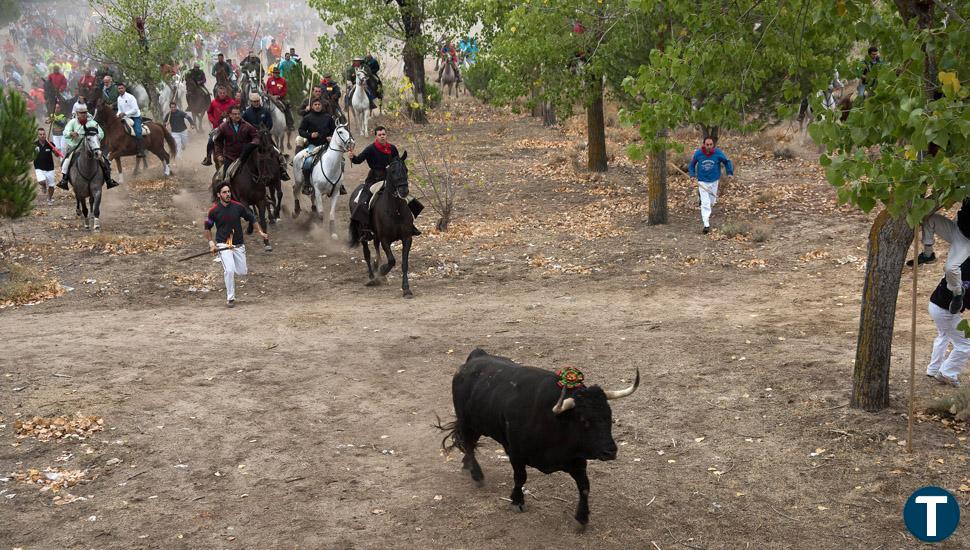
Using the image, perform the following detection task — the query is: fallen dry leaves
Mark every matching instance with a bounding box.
[15,413,104,441]
[11,468,93,504]
[70,234,181,255]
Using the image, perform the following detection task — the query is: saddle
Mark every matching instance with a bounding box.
[267,95,286,110]
[122,117,151,137]
[362,180,423,218]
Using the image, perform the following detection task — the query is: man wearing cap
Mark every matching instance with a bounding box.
[115,82,145,158]
[240,50,263,86]
[266,66,293,130]
[187,62,206,89]
[320,74,341,106]
[57,105,117,190]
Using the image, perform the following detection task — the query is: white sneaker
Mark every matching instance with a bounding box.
[934,373,961,387]
[47,198,54,206]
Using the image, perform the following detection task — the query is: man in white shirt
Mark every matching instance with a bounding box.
[115,82,145,157]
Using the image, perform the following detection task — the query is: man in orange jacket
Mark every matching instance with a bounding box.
[265,66,293,130]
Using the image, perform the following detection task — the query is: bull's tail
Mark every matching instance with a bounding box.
[433,414,465,455]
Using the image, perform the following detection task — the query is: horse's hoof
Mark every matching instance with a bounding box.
[365,278,381,287]
[403,290,414,299]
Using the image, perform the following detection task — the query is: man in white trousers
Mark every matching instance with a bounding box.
[203,183,268,308]
[910,200,970,314]
[688,136,734,234]
[926,256,970,387]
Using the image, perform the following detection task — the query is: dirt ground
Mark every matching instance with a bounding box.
[1,96,968,549]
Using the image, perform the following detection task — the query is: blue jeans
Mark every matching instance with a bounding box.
[131,116,143,138]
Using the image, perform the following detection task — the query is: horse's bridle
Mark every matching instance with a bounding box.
[318,127,355,196]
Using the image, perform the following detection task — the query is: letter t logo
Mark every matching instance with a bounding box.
[916,495,949,537]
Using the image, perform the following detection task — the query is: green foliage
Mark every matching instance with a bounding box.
[285,63,319,110]
[0,91,37,220]
[87,0,214,93]
[424,82,442,109]
[462,58,499,103]
[624,0,856,155]
[0,0,19,26]
[810,1,970,227]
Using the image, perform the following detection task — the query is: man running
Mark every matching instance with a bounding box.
[204,182,268,308]
[163,101,196,158]
[688,136,734,234]
[926,256,970,387]
[348,126,420,238]
[34,127,62,205]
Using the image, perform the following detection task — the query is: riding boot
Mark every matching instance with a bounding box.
[279,158,291,181]
[136,136,146,158]
[202,140,213,166]
[103,160,118,189]
[57,176,69,191]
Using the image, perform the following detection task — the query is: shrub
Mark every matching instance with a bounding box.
[0,90,36,221]
[462,59,499,103]
[424,82,442,110]
[926,386,970,422]
[721,221,752,238]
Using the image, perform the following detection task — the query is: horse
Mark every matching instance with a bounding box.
[263,93,292,150]
[350,68,371,137]
[171,73,188,112]
[214,66,232,95]
[348,153,416,298]
[440,59,461,98]
[185,76,211,133]
[157,80,173,119]
[291,123,355,239]
[223,128,279,250]
[69,129,106,231]
[93,100,176,183]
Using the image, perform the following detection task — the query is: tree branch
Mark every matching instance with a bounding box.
[931,0,967,26]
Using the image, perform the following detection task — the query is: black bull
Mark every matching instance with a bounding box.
[438,349,640,528]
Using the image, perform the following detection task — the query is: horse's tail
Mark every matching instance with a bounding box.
[163,127,177,158]
[348,219,362,249]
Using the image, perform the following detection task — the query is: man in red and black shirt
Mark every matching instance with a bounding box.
[213,104,259,181]
[348,125,420,237]
[204,182,268,308]
[202,86,237,166]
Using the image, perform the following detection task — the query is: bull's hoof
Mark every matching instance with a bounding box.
[403,289,413,299]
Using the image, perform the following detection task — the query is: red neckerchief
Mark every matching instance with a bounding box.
[702,147,715,157]
[374,140,391,155]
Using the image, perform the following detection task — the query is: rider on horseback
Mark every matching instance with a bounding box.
[213,104,259,184]
[348,126,420,238]
[243,93,291,181]
[344,57,379,110]
[202,86,237,166]
[297,97,336,195]
[116,83,145,159]
[56,106,117,190]
[187,62,207,89]
[240,51,263,82]
[321,75,341,105]
[436,40,461,83]
[266,66,293,130]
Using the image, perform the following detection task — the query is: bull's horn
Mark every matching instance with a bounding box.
[552,387,576,414]
[604,369,640,400]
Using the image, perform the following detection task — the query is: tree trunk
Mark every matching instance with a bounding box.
[399,2,427,124]
[647,131,668,225]
[851,210,915,411]
[701,124,719,144]
[542,101,556,126]
[586,76,606,172]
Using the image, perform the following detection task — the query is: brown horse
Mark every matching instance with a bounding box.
[93,100,176,183]
[186,77,211,133]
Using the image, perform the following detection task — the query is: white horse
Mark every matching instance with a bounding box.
[350,68,371,137]
[263,93,290,150]
[440,59,460,98]
[291,124,356,239]
[171,73,188,111]
[156,81,172,118]
[130,83,150,113]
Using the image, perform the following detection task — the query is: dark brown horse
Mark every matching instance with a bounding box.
[93,100,176,183]
[185,77,211,133]
[221,128,280,250]
[348,153,417,298]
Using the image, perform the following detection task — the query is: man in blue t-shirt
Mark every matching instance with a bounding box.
[689,137,734,234]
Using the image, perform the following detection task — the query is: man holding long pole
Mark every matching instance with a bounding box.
[203,183,268,308]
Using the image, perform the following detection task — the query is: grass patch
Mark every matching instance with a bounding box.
[721,221,753,239]
[751,226,771,243]
[0,262,64,307]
